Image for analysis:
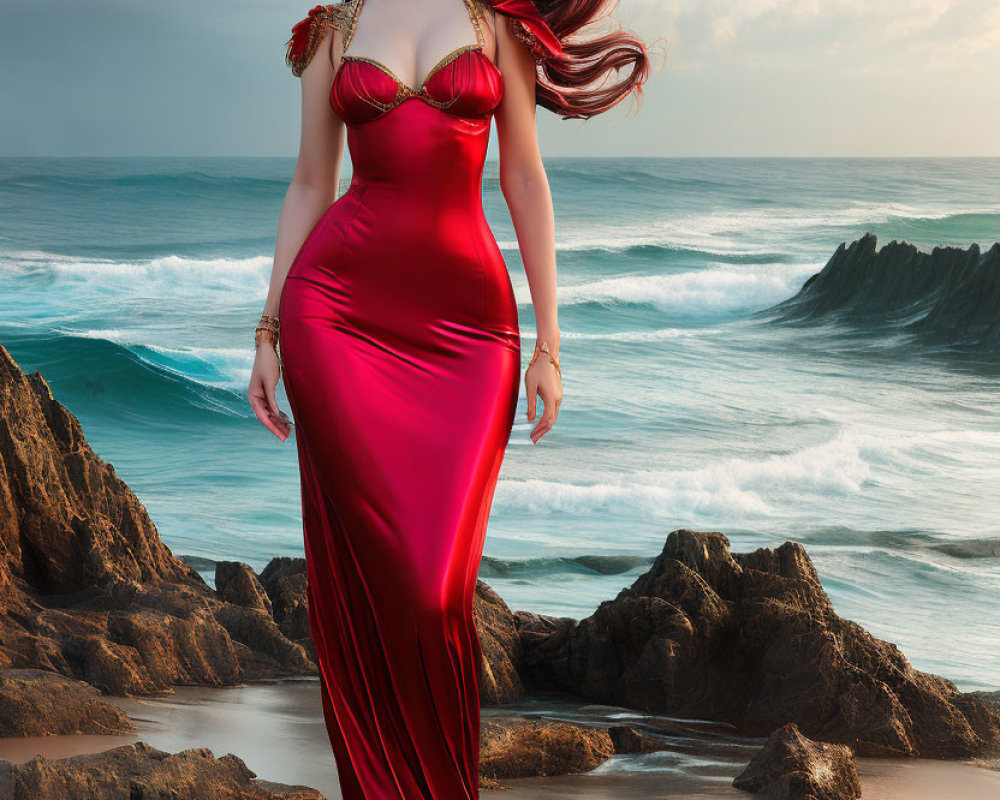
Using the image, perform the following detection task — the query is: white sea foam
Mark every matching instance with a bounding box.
[497,202,1000,255]
[144,343,250,361]
[51,327,253,390]
[1,251,272,299]
[67,328,131,343]
[136,344,253,391]
[513,264,818,313]
[521,327,718,342]
[497,421,1000,530]
[495,430,883,522]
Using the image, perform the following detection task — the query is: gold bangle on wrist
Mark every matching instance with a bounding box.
[255,314,281,365]
[528,340,561,376]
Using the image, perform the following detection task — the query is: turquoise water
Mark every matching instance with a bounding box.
[1,156,998,692]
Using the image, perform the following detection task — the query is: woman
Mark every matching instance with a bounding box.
[247,0,648,796]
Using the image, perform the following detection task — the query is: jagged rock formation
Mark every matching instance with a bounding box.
[514,529,1000,759]
[0,742,325,800]
[259,558,312,643]
[215,562,274,616]
[766,233,1000,356]
[474,581,525,704]
[733,723,861,800]
[215,558,317,664]
[0,669,133,737]
[0,348,202,596]
[0,345,315,697]
[4,341,998,781]
[206,533,1000,763]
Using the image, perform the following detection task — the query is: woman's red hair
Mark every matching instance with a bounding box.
[485,0,651,119]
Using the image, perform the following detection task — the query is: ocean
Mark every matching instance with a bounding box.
[1,155,997,695]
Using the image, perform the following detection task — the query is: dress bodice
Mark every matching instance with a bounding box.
[285,0,568,124]
[330,47,503,124]
[282,0,561,208]
[321,0,504,212]
[328,0,503,124]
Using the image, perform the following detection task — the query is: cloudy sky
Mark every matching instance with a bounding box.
[2,0,998,157]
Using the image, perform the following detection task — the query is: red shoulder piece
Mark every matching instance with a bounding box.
[285,4,338,77]
[490,0,564,60]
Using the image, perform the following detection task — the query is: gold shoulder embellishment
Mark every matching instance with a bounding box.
[286,3,351,77]
[329,0,358,32]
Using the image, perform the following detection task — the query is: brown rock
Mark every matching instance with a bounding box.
[733,723,861,800]
[0,346,315,704]
[607,725,673,754]
[0,741,325,800]
[477,774,506,791]
[0,348,203,595]
[0,669,133,737]
[270,572,311,638]
[514,610,577,684]
[474,581,525,705]
[216,561,273,616]
[260,558,314,654]
[479,716,614,780]
[213,603,314,678]
[517,529,1000,759]
[259,557,307,589]
[3,571,315,697]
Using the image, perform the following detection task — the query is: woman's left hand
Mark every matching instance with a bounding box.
[525,345,562,444]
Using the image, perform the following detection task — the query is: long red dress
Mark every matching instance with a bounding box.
[278,1,560,797]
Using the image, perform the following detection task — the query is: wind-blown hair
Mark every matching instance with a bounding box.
[485,0,651,119]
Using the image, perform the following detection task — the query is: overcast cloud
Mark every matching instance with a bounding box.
[1,0,998,156]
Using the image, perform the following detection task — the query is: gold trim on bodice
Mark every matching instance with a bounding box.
[337,0,492,111]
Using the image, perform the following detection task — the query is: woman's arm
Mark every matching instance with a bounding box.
[248,25,346,441]
[493,14,562,444]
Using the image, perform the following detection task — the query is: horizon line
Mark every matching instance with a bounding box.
[2,154,1000,160]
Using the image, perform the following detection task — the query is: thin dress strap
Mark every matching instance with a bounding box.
[341,0,364,57]
[461,0,487,51]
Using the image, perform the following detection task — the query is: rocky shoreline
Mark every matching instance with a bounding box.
[2,342,998,798]
[765,233,1000,358]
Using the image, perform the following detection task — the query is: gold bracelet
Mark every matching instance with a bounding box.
[255,314,280,351]
[528,340,561,376]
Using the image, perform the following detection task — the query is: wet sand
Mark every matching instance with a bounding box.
[0,678,997,800]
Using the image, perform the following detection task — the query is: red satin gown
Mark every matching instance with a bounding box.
[278,1,520,797]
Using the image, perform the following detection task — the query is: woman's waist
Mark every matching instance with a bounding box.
[346,115,490,186]
[343,173,486,210]
[288,207,516,334]
[326,183,498,254]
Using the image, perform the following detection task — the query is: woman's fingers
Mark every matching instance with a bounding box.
[529,383,561,444]
[530,408,556,443]
[265,380,281,416]
[526,374,538,421]
[248,381,290,441]
[525,357,563,442]
[249,391,285,439]
[264,380,292,439]
[247,344,291,442]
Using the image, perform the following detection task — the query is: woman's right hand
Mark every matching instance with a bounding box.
[248,345,292,441]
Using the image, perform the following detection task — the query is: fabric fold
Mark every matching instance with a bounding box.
[489,0,564,60]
